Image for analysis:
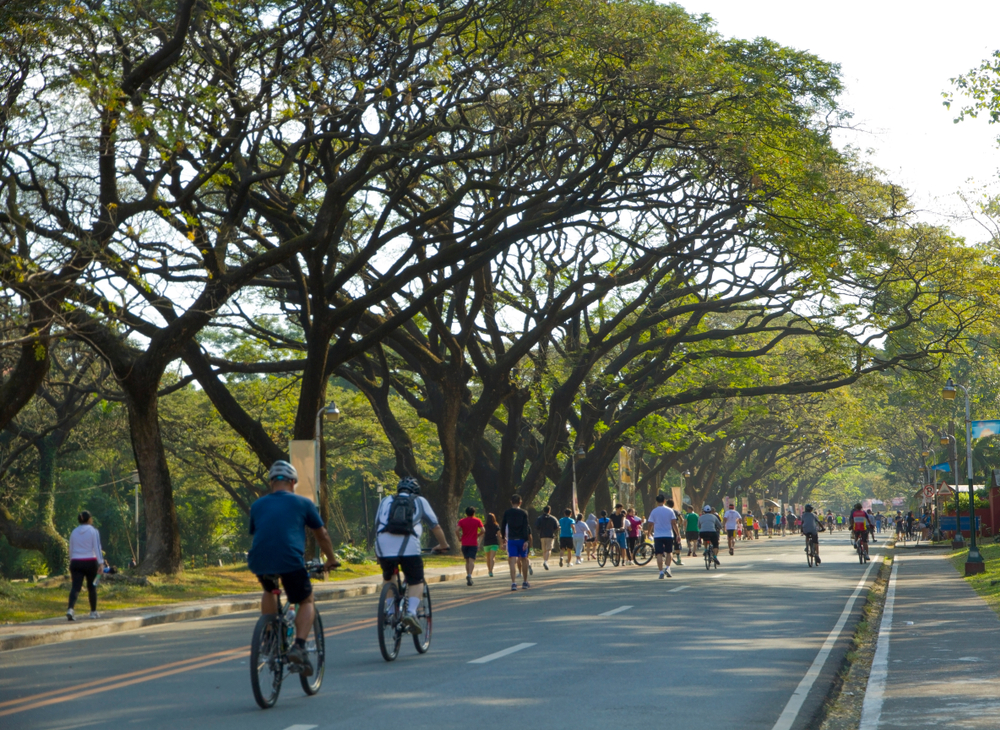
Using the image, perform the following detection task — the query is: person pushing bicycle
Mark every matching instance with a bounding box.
[374,476,450,633]
[248,461,341,676]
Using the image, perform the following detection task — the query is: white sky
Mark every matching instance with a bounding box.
[678,0,1000,244]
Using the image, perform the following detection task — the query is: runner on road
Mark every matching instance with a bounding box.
[644,494,678,579]
[483,513,500,577]
[684,505,700,556]
[535,506,560,570]
[558,509,576,567]
[456,506,484,586]
[723,504,742,555]
[764,508,775,538]
[572,513,591,564]
[500,494,532,590]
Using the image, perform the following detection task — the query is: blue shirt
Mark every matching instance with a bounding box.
[248,490,324,575]
[559,517,575,538]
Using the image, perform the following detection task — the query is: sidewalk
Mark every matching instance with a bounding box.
[0,561,495,653]
[860,549,1000,728]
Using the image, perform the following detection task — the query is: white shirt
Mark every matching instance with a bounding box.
[69,524,103,562]
[723,509,742,531]
[646,506,677,538]
[373,495,438,558]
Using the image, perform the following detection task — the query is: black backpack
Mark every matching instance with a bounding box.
[379,493,420,536]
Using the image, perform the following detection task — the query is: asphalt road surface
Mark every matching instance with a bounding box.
[1,530,885,730]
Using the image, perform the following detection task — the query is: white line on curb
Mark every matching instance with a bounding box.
[668,585,689,593]
[859,558,900,730]
[770,557,881,730]
[469,643,536,664]
[599,606,633,617]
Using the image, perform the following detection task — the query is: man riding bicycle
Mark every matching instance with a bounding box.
[850,502,873,561]
[248,461,341,675]
[698,505,722,565]
[801,504,825,565]
[375,476,450,633]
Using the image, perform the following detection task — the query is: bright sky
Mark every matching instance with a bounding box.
[679,0,1000,244]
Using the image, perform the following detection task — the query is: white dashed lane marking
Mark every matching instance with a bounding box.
[599,606,633,617]
[469,643,536,664]
[668,585,689,593]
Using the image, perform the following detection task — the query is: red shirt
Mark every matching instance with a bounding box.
[851,510,869,532]
[458,516,484,547]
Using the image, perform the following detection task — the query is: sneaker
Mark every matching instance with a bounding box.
[543,562,549,570]
[401,612,423,635]
[576,558,582,565]
[559,558,563,567]
[511,583,518,591]
[664,568,672,578]
[659,571,665,579]
[729,548,734,555]
[675,558,682,566]
[488,572,493,577]
[815,556,821,565]
[89,611,100,620]
[66,608,75,622]
[286,644,314,676]
[522,581,530,589]
[466,576,473,586]
[714,557,721,565]
[528,564,533,576]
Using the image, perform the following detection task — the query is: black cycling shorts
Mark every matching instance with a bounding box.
[378,555,425,584]
[699,531,720,548]
[257,567,312,604]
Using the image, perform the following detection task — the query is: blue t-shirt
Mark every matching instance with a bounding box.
[248,490,324,575]
[559,517,575,538]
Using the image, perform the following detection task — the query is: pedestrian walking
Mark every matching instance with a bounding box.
[535,505,560,570]
[585,513,598,561]
[572,514,591,563]
[483,512,501,577]
[67,510,103,621]
[765,508,775,538]
[558,509,576,567]
[456,506,484,586]
[625,507,644,564]
[684,505,700,556]
[644,494,678,579]
[500,495,532,591]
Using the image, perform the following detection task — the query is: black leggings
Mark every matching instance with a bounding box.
[69,559,99,611]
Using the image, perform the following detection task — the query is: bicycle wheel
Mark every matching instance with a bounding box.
[806,542,814,568]
[413,582,432,654]
[610,543,622,567]
[704,549,712,571]
[299,609,325,695]
[377,581,402,662]
[597,543,608,567]
[250,615,283,709]
[633,543,654,566]
[858,543,865,564]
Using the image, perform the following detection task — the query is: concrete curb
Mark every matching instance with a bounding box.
[0,562,503,653]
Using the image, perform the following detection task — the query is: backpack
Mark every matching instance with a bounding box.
[379,493,421,536]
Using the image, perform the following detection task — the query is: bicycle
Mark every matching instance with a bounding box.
[805,533,818,568]
[703,540,718,571]
[632,534,654,566]
[250,561,327,709]
[596,529,623,567]
[378,553,433,662]
[853,533,869,564]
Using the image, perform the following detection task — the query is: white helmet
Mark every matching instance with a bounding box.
[269,460,298,482]
[703,505,712,513]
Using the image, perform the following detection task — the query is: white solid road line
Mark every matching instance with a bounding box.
[468,643,537,664]
[858,558,900,730]
[771,557,881,730]
[668,585,689,593]
[599,606,633,617]
[282,725,318,730]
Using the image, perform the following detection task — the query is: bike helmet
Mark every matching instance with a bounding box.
[269,460,297,482]
[703,505,712,513]
[805,504,813,512]
[397,476,421,494]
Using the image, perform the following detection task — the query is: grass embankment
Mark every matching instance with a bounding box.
[0,555,465,624]
[948,541,1000,617]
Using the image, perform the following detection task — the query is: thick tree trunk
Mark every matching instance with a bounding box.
[0,505,67,577]
[34,437,69,574]
[127,388,182,574]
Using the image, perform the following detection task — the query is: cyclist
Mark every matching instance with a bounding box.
[698,505,722,565]
[248,461,340,675]
[825,511,835,532]
[850,502,873,561]
[644,494,678,579]
[801,504,825,565]
[722,504,742,555]
[374,476,450,631]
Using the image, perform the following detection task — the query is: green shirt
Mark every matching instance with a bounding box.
[685,512,700,532]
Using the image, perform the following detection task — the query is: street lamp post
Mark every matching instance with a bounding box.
[129,470,140,565]
[942,379,984,574]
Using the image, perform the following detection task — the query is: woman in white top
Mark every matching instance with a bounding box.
[67,510,103,620]
[572,513,592,564]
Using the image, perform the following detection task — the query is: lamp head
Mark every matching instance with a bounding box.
[323,402,341,422]
[939,434,950,446]
[942,378,958,402]
[682,469,691,478]
[921,450,930,458]
[575,447,586,457]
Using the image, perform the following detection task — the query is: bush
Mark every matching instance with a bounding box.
[335,543,371,564]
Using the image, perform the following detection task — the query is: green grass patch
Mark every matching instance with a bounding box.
[0,554,464,624]
[947,541,1000,617]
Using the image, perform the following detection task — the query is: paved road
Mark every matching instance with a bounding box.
[1,531,883,730]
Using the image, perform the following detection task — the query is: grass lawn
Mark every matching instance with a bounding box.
[0,554,465,624]
[947,541,1000,617]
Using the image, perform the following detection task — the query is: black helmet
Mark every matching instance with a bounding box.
[397,476,420,495]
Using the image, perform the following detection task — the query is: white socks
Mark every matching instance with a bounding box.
[408,596,420,614]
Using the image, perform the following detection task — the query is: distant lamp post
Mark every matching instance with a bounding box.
[681,469,691,504]
[129,470,141,564]
[941,432,963,548]
[942,378,984,574]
